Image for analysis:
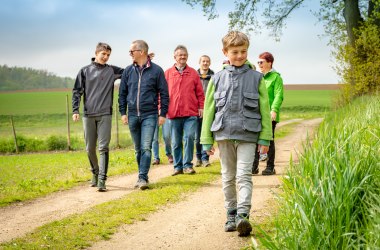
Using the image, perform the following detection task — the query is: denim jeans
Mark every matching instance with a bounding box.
[253,121,277,168]
[83,115,112,181]
[170,116,197,170]
[194,117,209,161]
[128,114,157,181]
[218,140,256,215]
[152,119,172,160]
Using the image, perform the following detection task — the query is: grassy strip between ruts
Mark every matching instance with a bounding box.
[0,164,221,249]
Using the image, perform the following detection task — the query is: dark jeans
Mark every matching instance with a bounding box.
[128,114,157,181]
[253,121,277,168]
[194,117,209,161]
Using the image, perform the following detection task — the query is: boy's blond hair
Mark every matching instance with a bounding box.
[222,31,250,50]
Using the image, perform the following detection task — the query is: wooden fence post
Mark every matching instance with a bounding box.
[66,94,71,150]
[10,116,19,154]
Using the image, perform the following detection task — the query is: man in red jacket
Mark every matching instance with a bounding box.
[165,45,205,176]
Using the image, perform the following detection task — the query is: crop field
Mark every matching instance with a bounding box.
[0,87,338,152]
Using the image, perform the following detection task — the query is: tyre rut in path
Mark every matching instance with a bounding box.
[0,118,319,247]
[89,118,322,250]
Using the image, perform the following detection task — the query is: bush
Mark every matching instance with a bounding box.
[336,22,380,105]
[46,135,67,151]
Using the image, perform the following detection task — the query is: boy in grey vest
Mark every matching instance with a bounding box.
[201,31,272,236]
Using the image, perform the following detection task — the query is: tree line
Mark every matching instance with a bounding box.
[0,65,74,91]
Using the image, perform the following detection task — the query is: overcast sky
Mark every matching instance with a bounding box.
[0,0,339,84]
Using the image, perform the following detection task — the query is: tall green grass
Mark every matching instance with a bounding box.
[258,95,380,249]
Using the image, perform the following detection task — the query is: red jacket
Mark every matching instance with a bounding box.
[165,65,205,119]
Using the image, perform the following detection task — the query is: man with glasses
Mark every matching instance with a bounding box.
[118,40,169,190]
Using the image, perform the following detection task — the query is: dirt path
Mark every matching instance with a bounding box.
[0,118,321,248]
[88,118,321,250]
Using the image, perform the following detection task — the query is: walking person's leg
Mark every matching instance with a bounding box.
[128,115,142,187]
[171,118,184,175]
[262,121,277,175]
[235,142,255,236]
[162,119,173,163]
[152,122,160,165]
[218,140,238,232]
[137,114,157,189]
[97,115,112,191]
[83,116,99,187]
[183,116,197,173]
[194,117,203,167]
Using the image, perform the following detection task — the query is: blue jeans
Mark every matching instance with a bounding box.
[170,116,197,170]
[128,114,157,181]
[194,117,209,161]
[152,119,172,160]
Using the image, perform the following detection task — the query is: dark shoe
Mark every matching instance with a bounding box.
[224,208,237,232]
[90,174,98,187]
[202,160,211,167]
[184,167,196,174]
[252,166,259,175]
[194,160,202,167]
[236,214,252,237]
[172,169,184,176]
[262,166,276,175]
[167,155,174,164]
[97,179,106,192]
[152,159,160,165]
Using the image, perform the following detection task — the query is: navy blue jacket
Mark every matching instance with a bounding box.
[118,60,169,118]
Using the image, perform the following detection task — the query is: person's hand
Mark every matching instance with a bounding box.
[258,144,269,154]
[271,111,277,121]
[72,114,80,122]
[158,116,166,126]
[198,109,203,118]
[121,115,128,125]
[148,52,155,59]
[206,146,215,155]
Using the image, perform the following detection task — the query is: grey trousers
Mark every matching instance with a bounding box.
[83,115,112,180]
[218,140,256,215]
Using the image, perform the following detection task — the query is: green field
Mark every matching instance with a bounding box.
[0,89,337,152]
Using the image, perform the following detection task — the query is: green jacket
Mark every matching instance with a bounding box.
[200,61,272,149]
[264,70,284,122]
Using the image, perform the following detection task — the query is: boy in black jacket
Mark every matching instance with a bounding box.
[72,42,123,192]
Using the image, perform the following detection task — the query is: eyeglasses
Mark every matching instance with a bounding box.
[129,50,141,55]
[257,60,266,65]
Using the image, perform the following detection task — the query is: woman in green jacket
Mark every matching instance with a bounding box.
[252,52,284,175]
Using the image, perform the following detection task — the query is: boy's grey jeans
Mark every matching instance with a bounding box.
[217,140,256,215]
[83,115,112,180]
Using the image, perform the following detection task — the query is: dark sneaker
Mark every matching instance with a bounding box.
[262,166,276,175]
[152,159,160,165]
[167,155,174,164]
[172,169,184,176]
[202,160,211,167]
[90,174,98,187]
[184,167,196,174]
[236,214,252,237]
[97,179,106,192]
[252,166,259,175]
[194,160,202,167]
[224,208,237,232]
